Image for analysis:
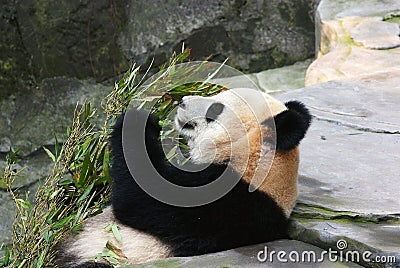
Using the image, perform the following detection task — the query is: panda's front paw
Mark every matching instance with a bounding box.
[128,108,163,144]
[126,108,160,130]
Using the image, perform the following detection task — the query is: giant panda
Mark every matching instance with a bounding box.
[55,88,311,268]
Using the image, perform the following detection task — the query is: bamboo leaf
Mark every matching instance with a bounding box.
[78,149,92,187]
[52,215,73,230]
[77,183,94,205]
[43,147,56,162]
[111,224,122,243]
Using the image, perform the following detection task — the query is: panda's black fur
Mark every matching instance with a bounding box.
[56,89,311,268]
[111,110,288,255]
[263,101,311,151]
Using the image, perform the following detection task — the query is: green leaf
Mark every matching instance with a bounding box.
[102,147,110,177]
[46,205,63,224]
[71,224,83,234]
[52,215,74,230]
[104,222,113,232]
[0,179,7,189]
[78,149,92,187]
[105,256,119,266]
[6,148,20,164]
[77,183,94,205]
[1,246,10,266]
[111,224,122,243]
[74,138,92,162]
[84,102,91,121]
[49,188,63,200]
[58,178,73,186]
[54,134,61,161]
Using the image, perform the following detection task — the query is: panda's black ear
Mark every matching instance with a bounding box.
[264,101,311,151]
[206,102,225,123]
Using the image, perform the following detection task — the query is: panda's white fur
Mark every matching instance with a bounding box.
[55,88,311,268]
[175,88,300,216]
[176,88,285,164]
[57,208,171,267]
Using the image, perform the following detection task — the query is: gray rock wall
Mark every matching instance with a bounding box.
[120,0,318,72]
[0,0,318,98]
[0,0,129,97]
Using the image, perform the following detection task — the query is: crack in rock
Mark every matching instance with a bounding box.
[313,115,400,134]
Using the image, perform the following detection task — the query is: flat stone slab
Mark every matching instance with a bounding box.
[214,59,312,93]
[307,42,400,86]
[275,81,400,216]
[275,80,400,267]
[307,0,400,86]
[133,240,361,268]
[347,69,400,92]
[317,0,400,20]
[350,18,400,49]
[290,220,400,267]
[256,60,311,93]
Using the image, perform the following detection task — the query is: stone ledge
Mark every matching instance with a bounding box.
[307,0,400,86]
[133,240,362,268]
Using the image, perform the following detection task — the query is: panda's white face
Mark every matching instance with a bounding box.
[174,88,287,164]
[174,94,240,164]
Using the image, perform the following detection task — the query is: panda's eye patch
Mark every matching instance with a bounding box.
[206,102,224,123]
[181,119,197,130]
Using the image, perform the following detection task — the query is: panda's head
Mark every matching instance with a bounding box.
[174,88,311,165]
